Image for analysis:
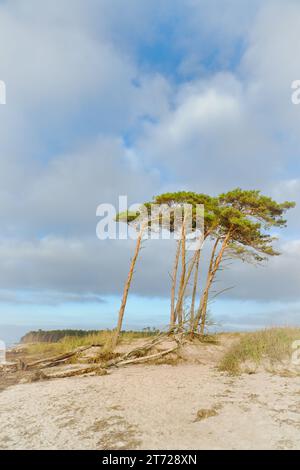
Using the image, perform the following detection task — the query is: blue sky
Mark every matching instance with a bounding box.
[0,0,300,344]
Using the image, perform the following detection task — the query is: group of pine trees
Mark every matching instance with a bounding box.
[112,188,295,347]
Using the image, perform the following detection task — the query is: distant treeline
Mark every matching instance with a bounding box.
[21,329,100,343]
[20,328,158,344]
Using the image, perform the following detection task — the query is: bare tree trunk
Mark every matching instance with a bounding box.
[198,232,231,334]
[174,248,199,329]
[170,239,181,330]
[193,237,220,333]
[176,222,186,328]
[113,226,146,348]
[189,249,201,333]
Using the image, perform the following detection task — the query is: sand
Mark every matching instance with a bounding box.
[1,362,300,450]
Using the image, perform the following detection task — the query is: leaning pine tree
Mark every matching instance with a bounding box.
[192,189,295,335]
[112,208,149,347]
[113,202,170,346]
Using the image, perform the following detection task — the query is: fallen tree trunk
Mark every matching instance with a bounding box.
[0,362,19,372]
[3,333,184,381]
[42,365,107,379]
[35,345,179,379]
[115,345,179,367]
[25,344,103,370]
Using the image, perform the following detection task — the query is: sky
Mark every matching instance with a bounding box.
[0,0,300,344]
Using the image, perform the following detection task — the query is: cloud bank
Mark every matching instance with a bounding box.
[0,0,299,329]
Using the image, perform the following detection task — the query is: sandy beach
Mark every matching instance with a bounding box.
[1,360,300,450]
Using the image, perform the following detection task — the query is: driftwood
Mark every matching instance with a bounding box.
[105,333,170,368]
[2,333,183,382]
[42,365,108,379]
[24,344,103,370]
[33,343,178,379]
[0,362,19,372]
[47,334,179,373]
[120,334,167,359]
[115,345,179,367]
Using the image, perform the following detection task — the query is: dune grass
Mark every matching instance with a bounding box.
[26,330,157,357]
[218,327,300,375]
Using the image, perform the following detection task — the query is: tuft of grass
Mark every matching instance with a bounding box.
[218,327,300,375]
[150,355,182,366]
[197,333,219,345]
[194,407,220,421]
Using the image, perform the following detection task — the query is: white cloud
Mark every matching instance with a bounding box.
[134,74,278,192]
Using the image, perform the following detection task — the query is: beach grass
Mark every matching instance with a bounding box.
[26,330,157,357]
[218,327,300,375]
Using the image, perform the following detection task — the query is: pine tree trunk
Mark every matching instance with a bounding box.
[176,223,186,328]
[174,248,199,329]
[193,237,220,333]
[189,249,201,333]
[113,227,145,348]
[170,239,181,330]
[199,232,231,334]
